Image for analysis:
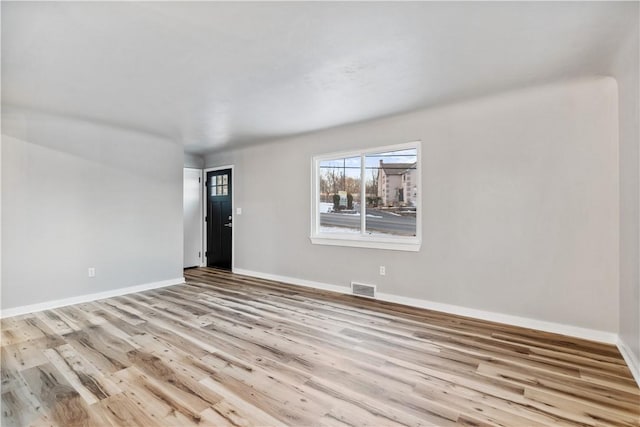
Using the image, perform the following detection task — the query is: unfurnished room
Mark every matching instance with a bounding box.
[1,1,639,426]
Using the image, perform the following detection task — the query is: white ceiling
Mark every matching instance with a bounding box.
[2,2,637,154]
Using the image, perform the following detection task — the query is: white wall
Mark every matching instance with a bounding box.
[1,108,184,310]
[206,77,619,334]
[612,6,640,378]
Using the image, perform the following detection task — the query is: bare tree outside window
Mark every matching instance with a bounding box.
[319,156,361,233]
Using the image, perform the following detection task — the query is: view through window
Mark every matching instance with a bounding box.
[316,144,418,240]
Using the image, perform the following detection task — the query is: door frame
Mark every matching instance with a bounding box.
[184,167,204,268]
[202,165,235,270]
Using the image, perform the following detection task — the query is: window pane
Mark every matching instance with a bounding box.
[209,175,230,197]
[365,148,417,236]
[318,156,361,233]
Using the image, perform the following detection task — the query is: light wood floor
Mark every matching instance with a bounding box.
[1,268,639,426]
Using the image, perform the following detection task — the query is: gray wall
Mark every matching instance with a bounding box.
[184,152,204,169]
[612,8,640,370]
[1,108,184,310]
[206,77,619,333]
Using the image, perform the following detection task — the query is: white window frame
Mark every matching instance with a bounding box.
[310,141,421,252]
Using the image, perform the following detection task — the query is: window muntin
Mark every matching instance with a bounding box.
[312,142,421,251]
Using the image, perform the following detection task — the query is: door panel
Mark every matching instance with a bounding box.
[183,168,202,268]
[206,169,232,269]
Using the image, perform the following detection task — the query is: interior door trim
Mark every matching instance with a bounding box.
[202,164,235,271]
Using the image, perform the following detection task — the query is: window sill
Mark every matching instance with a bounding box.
[309,235,421,252]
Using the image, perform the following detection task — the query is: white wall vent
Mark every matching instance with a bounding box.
[351,282,376,298]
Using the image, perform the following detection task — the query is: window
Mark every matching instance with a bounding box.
[311,141,421,251]
[210,174,229,196]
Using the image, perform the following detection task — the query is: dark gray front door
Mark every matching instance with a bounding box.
[206,169,232,269]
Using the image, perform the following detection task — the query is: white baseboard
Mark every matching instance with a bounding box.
[233,268,351,295]
[233,268,618,345]
[0,277,185,319]
[375,291,618,344]
[617,337,640,387]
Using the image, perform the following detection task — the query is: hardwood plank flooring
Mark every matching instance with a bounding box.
[1,267,638,426]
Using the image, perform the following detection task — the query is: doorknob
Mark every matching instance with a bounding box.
[224,223,232,227]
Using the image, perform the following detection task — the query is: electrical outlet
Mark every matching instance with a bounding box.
[379,266,386,276]
[88,267,96,278]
